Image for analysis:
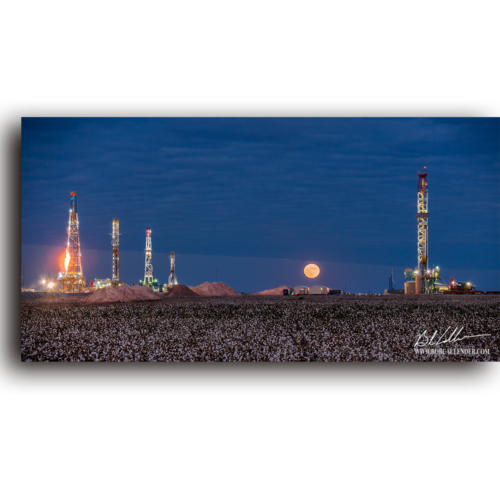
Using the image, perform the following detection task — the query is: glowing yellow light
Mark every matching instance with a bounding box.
[64,249,70,272]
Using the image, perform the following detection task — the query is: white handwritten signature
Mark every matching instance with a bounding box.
[414,326,491,347]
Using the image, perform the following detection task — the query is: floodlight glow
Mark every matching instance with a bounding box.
[64,249,70,272]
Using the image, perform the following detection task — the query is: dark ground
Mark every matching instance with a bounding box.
[20,295,500,362]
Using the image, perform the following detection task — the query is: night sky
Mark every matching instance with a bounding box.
[21,118,500,292]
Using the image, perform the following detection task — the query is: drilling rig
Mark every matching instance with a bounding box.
[404,169,448,294]
[111,219,121,287]
[404,168,432,293]
[138,227,160,291]
[416,168,429,292]
[417,169,429,278]
[57,192,87,292]
[167,251,178,289]
[144,226,153,285]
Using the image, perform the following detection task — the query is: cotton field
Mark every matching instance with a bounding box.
[21,295,499,362]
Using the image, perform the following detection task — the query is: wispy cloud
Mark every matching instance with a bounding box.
[22,118,500,288]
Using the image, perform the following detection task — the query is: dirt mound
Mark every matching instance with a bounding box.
[82,285,160,303]
[189,281,241,297]
[251,285,293,296]
[159,284,199,297]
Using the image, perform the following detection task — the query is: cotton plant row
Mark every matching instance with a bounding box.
[21,295,499,362]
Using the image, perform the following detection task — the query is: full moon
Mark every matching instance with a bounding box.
[304,263,320,279]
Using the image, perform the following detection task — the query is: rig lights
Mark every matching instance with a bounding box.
[59,192,86,292]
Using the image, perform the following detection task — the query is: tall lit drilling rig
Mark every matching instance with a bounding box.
[144,227,153,285]
[57,192,87,292]
[111,219,121,287]
[139,227,161,291]
[417,168,429,292]
[404,168,448,294]
[167,251,178,289]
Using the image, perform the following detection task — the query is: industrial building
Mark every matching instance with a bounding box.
[404,265,448,294]
[93,278,112,290]
[290,285,344,295]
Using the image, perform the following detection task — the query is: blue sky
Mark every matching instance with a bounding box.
[21,118,500,292]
